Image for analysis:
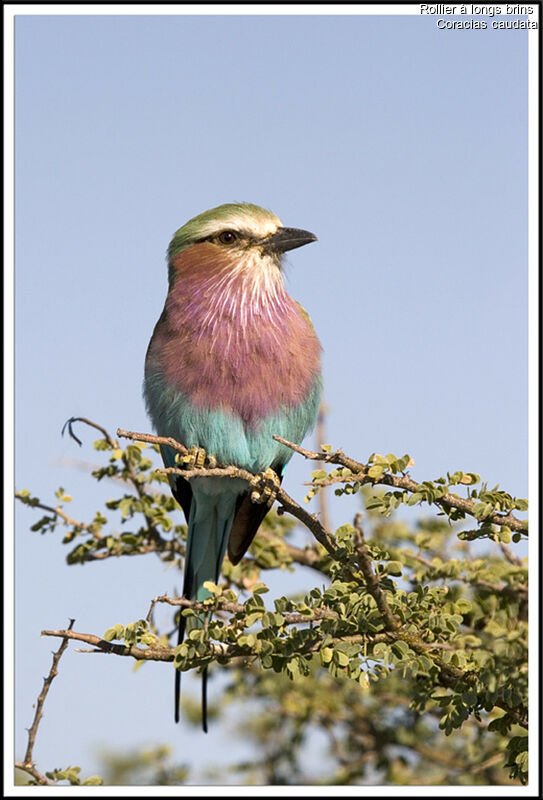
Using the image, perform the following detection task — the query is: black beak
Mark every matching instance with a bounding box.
[261,226,318,255]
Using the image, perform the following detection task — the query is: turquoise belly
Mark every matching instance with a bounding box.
[143,370,322,473]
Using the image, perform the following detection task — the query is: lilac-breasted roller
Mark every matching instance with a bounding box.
[143,203,322,729]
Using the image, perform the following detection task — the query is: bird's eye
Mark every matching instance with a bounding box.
[218,230,238,245]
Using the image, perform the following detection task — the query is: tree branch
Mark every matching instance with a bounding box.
[352,513,400,631]
[20,499,102,539]
[115,428,341,562]
[272,435,528,534]
[38,626,432,665]
[412,553,527,598]
[15,619,75,785]
[117,427,189,457]
[499,541,523,566]
[61,420,185,552]
[62,417,117,449]
[40,628,174,662]
[145,593,340,626]
[40,621,526,727]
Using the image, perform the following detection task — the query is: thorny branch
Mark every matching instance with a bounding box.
[40,628,174,661]
[272,435,528,535]
[39,623,448,665]
[352,513,400,631]
[39,617,527,729]
[118,427,528,537]
[145,593,340,626]
[62,419,177,551]
[62,416,116,449]
[15,620,75,786]
[118,427,341,560]
[79,537,185,562]
[117,428,527,581]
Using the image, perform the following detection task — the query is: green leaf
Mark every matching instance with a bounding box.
[407,492,423,506]
[202,580,221,596]
[334,650,349,667]
[320,647,333,664]
[391,640,410,658]
[416,655,433,673]
[472,502,492,520]
[245,612,263,627]
[454,598,472,614]
[103,624,124,642]
[310,469,327,480]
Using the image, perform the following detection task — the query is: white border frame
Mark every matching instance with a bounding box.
[4,3,539,797]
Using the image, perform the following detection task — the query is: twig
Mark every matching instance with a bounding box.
[159,465,253,481]
[146,595,453,649]
[40,619,526,728]
[115,428,527,539]
[470,752,506,774]
[40,628,174,662]
[15,619,75,785]
[499,541,523,566]
[146,593,339,626]
[22,500,102,540]
[116,427,341,561]
[352,513,400,631]
[117,427,189,457]
[163,464,341,560]
[14,762,55,787]
[73,537,185,562]
[273,435,528,535]
[62,419,175,551]
[62,417,117,448]
[471,578,528,599]
[38,626,430,665]
[256,529,328,572]
[412,553,527,598]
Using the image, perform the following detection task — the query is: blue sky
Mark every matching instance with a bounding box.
[13,9,529,786]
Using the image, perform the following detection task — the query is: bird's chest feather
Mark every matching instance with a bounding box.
[146,253,321,428]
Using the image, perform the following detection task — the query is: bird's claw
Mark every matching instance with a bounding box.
[250,467,280,505]
[180,446,217,470]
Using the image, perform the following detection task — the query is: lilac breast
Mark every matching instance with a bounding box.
[147,244,322,428]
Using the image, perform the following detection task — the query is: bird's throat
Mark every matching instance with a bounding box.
[167,242,288,337]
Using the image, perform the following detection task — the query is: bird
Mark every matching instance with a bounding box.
[143,202,322,730]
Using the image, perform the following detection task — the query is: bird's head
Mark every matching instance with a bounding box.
[167,203,317,286]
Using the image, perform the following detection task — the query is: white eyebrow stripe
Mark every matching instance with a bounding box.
[194,212,282,241]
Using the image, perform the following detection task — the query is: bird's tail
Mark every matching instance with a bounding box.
[175,479,240,730]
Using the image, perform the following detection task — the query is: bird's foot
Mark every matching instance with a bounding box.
[180,446,217,470]
[250,467,281,505]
